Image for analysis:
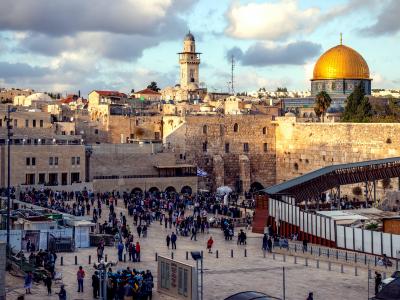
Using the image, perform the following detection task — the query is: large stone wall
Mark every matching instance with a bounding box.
[275,117,400,197]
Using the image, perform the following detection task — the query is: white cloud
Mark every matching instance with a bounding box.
[225,0,320,40]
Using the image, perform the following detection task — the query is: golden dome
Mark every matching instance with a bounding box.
[312,44,370,80]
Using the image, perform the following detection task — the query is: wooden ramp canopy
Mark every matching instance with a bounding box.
[263,157,400,203]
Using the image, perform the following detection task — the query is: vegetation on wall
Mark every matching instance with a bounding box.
[342,84,372,122]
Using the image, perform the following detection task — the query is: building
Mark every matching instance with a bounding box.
[87,90,128,122]
[133,88,161,102]
[311,36,371,97]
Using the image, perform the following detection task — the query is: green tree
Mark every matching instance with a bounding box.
[342,84,372,122]
[276,87,288,92]
[314,91,332,122]
[147,81,160,92]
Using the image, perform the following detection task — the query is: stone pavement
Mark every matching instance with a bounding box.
[7,201,371,300]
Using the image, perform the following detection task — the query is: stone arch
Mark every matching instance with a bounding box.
[233,123,239,132]
[181,186,192,195]
[131,187,143,196]
[148,187,160,194]
[250,182,264,193]
[262,127,267,135]
[165,186,177,194]
[203,124,207,134]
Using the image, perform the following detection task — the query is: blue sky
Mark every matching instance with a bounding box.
[0,0,399,96]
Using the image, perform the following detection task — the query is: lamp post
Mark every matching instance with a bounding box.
[94,260,116,300]
[4,105,16,251]
[191,251,203,300]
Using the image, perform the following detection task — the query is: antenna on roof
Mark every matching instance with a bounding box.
[231,55,235,95]
[340,32,343,45]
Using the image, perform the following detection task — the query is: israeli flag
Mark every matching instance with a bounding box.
[197,168,208,177]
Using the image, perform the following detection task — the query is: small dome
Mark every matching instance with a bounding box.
[313,44,370,80]
[285,112,296,117]
[184,32,195,42]
[26,92,53,102]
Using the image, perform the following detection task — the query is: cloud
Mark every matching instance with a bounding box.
[0,0,194,36]
[0,62,49,79]
[225,0,320,40]
[360,0,400,36]
[227,41,321,66]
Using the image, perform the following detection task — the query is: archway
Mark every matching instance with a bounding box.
[148,187,160,195]
[181,186,192,195]
[165,186,176,193]
[131,187,143,196]
[250,182,264,193]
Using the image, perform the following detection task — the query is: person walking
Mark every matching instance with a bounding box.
[375,271,382,295]
[166,234,171,249]
[303,238,308,252]
[306,292,313,300]
[92,271,100,299]
[171,232,177,250]
[77,265,85,293]
[135,241,141,262]
[57,285,67,300]
[207,236,214,253]
[24,271,33,294]
[190,226,197,241]
[44,273,52,295]
[267,237,273,253]
[262,233,268,252]
[97,245,104,263]
[118,241,124,261]
[137,225,142,238]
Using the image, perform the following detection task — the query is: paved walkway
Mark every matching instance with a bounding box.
[6,200,372,300]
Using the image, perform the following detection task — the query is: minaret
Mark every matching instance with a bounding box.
[178,31,201,90]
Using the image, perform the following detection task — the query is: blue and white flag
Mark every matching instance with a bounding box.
[197,168,208,177]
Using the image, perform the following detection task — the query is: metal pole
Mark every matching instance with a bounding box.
[6,106,11,250]
[283,266,286,300]
[196,260,199,300]
[200,256,204,300]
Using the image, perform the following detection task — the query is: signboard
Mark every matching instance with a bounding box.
[157,255,197,300]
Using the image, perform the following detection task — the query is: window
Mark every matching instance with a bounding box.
[243,143,249,152]
[263,143,268,152]
[203,125,207,134]
[32,157,36,166]
[32,120,36,127]
[71,157,75,165]
[233,123,238,132]
[262,127,267,135]
[54,157,58,165]
[225,143,230,153]
[14,119,17,128]
[48,173,58,185]
[70,130,74,135]
[25,119,29,128]
[71,172,80,183]
[62,173,68,185]
[38,173,45,184]
[76,157,80,165]
[61,131,66,135]
[94,129,99,134]
[25,174,35,185]
[0,119,2,127]
[202,142,207,152]
[49,157,53,165]
[26,157,31,166]
[40,120,43,128]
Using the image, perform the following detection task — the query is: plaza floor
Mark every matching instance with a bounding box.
[6,201,371,300]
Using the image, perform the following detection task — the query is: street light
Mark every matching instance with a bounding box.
[190,251,203,300]
[4,105,16,252]
[93,260,117,300]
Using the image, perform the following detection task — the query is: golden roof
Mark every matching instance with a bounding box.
[312,44,370,80]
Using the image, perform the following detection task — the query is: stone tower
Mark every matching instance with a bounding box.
[178,32,201,90]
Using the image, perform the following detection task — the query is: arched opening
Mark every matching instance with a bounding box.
[165,186,177,194]
[262,127,267,135]
[131,187,143,196]
[233,123,238,132]
[203,125,207,134]
[250,182,264,193]
[181,186,192,195]
[148,187,160,194]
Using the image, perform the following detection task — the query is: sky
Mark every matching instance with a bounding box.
[0,0,399,96]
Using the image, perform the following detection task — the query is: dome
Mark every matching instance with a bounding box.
[184,32,195,42]
[26,92,53,102]
[285,112,296,117]
[313,44,370,80]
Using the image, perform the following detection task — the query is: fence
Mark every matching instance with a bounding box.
[268,197,400,258]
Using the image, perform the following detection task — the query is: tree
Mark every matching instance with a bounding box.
[276,87,288,92]
[314,91,332,122]
[131,88,135,94]
[342,84,372,122]
[147,81,160,92]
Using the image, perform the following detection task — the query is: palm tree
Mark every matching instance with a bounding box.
[314,91,332,122]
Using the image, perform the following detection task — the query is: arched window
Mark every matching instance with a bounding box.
[262,127,267,135]
[233,123,238,132]
[203,125,207,134]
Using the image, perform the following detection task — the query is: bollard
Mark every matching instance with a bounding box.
[75,255,77,265]
[319,247,321,257]
[341,264,344,273]
[244,249,247,257]
[355,253,357,263]
[186,251,188,260]
[231,249,233,258]
[124,254,126,262]
[336,250,338,260]
[374,256,377,267]
[397,259,399,270]
[216,250,219,259]
[294,256,297,264]
[316,260,319,268]
[105,254,108,262]
[328,261,332,271]
[383,272,386,280]
[295,244,297,252]
[365,254,367,265]
[89,255,91,265]
[311,247,313,255]
[60,256,64,266]
[327,249,330,259]
[273,253,276,260]
[345,252,348,261]
[355,266,358,276]
[155,253,158,261]
[283,254,286,262]
[305,258,308,267]
[171,252,174,260]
